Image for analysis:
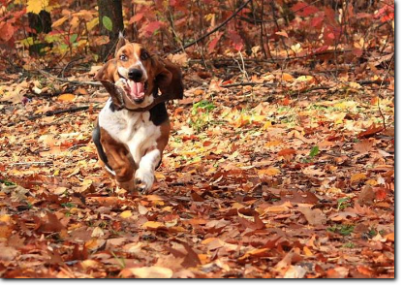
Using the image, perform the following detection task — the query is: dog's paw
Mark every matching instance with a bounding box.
[134,169,155,192]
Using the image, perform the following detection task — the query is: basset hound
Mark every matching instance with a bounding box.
[93,35,184,192]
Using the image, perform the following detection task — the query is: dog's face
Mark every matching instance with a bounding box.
[95,36,184,108]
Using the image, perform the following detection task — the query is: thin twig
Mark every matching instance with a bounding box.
[170,0,252,54]
[37,69,101,86]
[60,57,84,78]
[8,161,53,166]
[221,82,274,88]
[377,54,394,129]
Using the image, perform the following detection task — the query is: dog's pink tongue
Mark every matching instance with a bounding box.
[128,80,145,99]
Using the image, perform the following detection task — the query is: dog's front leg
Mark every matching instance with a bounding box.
[134,149,161,192]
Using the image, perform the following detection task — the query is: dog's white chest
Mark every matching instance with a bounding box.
[98,99,161,163]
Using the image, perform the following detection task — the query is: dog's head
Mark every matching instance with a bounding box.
[94,35,184,108]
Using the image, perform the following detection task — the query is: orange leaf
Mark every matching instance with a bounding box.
[282,73,294,82]
[58,93,76,102]
[278,148,296,156]
[142,221,164,229]
[351,173,367,183]
[385,233,394,242]
[258,167,281,176]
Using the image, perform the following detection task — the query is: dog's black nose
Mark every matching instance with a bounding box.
[128,68,143,81]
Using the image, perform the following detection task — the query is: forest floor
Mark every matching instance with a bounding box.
[0,58,395,278]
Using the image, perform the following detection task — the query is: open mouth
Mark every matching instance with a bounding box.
[120,78,148,103]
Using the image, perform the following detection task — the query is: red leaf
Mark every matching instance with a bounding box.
[143,21,164,35]
[311,15,324,28]
[300,6,319,17]
[292,2,318,17]
[208,32,223,54]
[314,45,329,54]
[352,48,363,57]
[375,188,388,201]
[291,2,308,13]
[0,22,15,42]
[228,30,244,51]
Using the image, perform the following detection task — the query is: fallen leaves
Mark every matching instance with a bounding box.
[297,205,327,225]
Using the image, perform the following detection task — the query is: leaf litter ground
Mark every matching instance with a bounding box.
[0,68,394,278]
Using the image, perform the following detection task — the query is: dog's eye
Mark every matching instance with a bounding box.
[140,49,149,60]
[119,54,128,61]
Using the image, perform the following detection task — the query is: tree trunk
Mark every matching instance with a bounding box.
[97,0,124,60]
[28,10,52,56]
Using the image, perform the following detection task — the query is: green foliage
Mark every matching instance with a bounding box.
[102,16,113,31]
[0,179,16,186]
[337,198,352,211]
[309,146,319,158]
[328,224,355,236]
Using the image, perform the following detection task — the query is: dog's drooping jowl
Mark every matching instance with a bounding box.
[93,35,184,192]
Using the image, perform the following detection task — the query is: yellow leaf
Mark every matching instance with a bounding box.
[120,210,132,219]
[27,0,49,14]
[142,221,164,229]
[351,173,367,183]
[296,75,313,82]
[58,93,76,102]
[86,18,99,31]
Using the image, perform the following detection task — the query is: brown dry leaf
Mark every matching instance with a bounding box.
[0,244,19,260]
[37,212,65,233]
[354,139,373,153]
[264,202,292,213]
[297,205,326,225]
[357,124,384,138]
[357,185,375,206]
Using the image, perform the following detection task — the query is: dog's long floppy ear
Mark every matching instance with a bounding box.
[94,59,120,82]
[155,59,184,100]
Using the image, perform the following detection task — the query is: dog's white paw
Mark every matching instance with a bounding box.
[134,169,155,192]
